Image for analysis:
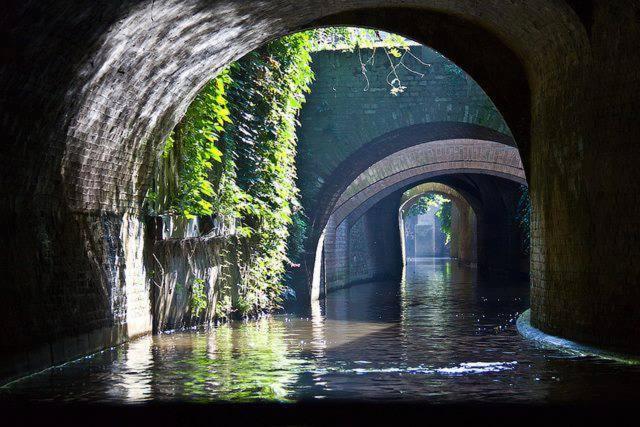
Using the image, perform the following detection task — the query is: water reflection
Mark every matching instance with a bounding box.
[119,335,153,402]
[4,258,640,403]
[163,319,309,401]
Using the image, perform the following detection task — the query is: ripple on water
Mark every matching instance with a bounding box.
[3,259,640,403]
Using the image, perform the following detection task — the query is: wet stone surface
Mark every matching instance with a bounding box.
[3,259,640,403]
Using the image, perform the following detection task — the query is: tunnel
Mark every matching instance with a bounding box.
[312,134,528,296]
[399,182,478,266]
[2,0,640,402]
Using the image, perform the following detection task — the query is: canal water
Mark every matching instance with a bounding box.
[3,258,640,403]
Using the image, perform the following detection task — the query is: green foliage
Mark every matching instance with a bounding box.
[149,69,232,218]
[286,210,308,265]
[308,27,410,51]
[435,200,452,245]
[404,193,452,244]
[149,33,314,319]
[222,32,314,315]
[190,278,208,318]
[405,193,447,217]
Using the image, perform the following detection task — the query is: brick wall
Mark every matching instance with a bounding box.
[330,139,524,226]
[297,44,508,211]
[1,0,639,382]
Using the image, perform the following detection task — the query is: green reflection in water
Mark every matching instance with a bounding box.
[175,318,311,402]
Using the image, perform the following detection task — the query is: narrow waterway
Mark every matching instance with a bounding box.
[3,259,639,403]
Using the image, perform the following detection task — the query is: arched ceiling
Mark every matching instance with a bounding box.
[329,138,524,226]
[1,1,587,212]
[399,182,471,215]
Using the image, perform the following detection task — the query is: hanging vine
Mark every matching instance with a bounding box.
[148,32,314,317]
[147,28,426,318]
[309,27,430,95]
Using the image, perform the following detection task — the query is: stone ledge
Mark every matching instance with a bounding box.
[516,309,640,365]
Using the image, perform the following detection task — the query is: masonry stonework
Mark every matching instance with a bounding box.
[1,0,639,382]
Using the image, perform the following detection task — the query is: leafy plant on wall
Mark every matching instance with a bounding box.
[147,69,232,219]
[147,28,422,319]
[148,33,314,318]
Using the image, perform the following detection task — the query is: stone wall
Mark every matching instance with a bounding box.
[150,237,234,332]
[0,209,152,382]
[323,193,403,292]
[450,203,477,267]
[323,217,349,292]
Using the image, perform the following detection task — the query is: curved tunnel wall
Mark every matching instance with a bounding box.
[2,0,640,380]
[316,137,527,293]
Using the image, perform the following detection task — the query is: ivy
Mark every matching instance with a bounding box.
[221,32,314,315]
[148,69,232,218]
[435,201,452,245]
[148,33,314,318]
[190,278,208,318]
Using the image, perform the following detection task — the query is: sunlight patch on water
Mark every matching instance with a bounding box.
[435,361,517,374]
[314,361,517,376]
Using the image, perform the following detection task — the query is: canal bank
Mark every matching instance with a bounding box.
[516,310,640,365]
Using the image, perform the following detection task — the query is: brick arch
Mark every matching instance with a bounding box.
[330,139,525,227]
[399,182,474,213]
[398,182,477,265]
[310,123,516,240]
[4,0,640,376]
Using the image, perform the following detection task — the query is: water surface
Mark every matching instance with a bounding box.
[4,259,639,403]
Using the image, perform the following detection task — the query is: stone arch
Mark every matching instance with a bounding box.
[4,0,640,379]
[398,183,477,266]
[316,138,526,294]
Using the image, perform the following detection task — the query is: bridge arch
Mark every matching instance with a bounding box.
[4,0,640,379]
[331,138,524,227]
[314,135,527,294]
[308,123,517,240]
[398,182,477,266]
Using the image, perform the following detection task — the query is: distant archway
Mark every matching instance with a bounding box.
[398,182,477,266]
[313,136,527,296]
